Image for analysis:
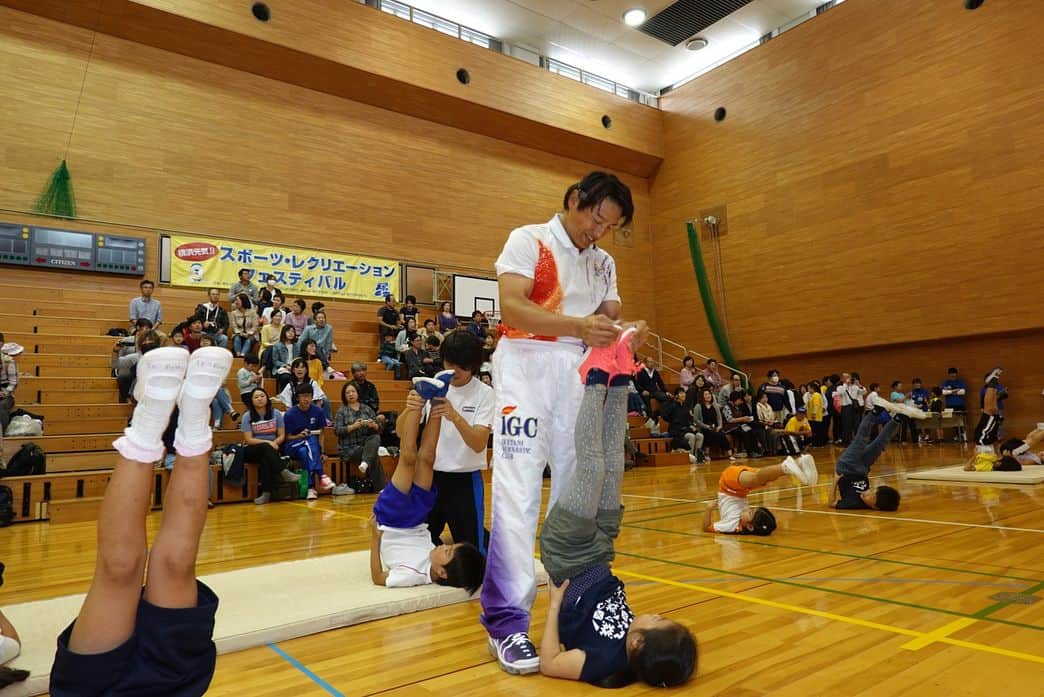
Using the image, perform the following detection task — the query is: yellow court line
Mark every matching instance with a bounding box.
[287,501,371,521]
[614,569,1044,665]
[901,618,978,651]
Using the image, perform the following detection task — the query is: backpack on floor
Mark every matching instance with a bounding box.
[0,485,14,527]
[269,479,299,502]
[3,443,46,477]
[347,476,375,494]
[220,444,246,485]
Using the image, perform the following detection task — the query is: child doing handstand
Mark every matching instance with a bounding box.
[537,328,696,688]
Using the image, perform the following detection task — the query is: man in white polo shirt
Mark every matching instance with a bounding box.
[481,171,647,674]
[424,331,496,554]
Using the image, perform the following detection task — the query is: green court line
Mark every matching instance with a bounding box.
[615,550,1044,633]
[622,521,1044,584]
[972,580,1044,619]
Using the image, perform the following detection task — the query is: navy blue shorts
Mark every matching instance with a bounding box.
[50,580,218,697]
[374,483,437,529]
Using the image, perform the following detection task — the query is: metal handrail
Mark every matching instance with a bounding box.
[638,331,749,388]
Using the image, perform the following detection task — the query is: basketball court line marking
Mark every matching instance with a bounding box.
[615,551,1044,632]
[614,568,1044,665]
[899,618,979,651]
[268,643,346,696]
[288,501,370,521]
[618,492,1044,533]
[621,522,1043,583]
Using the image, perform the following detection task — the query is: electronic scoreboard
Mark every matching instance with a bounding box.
[0,222,147,276]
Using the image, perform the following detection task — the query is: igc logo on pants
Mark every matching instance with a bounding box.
[500,406,538,438]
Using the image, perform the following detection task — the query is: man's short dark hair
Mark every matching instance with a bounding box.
[405,295,416,304]
[674,387,686,397]
[948,367,958,374]
[139,279,154,288]
[730,391,745,403]
[441,331,483,374]
[875,486,901,511]
[311,301,325,314]
[912,377,922,384]
[135,318,154,329]
[563,171,635,228]
[294,383,314,402]
[426,335,440,348]
[238,268,251,278]
[244,354,260,366]
[436,543,485,595]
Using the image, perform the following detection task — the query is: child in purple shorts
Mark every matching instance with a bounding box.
[369,373,485,593]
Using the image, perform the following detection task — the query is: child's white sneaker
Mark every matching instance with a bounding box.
[174,347,233,457]
[797,454,819,486]
[114,347,188,463]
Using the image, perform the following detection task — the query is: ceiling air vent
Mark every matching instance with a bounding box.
[638,0,755,46]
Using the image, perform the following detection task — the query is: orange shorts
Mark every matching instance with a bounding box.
[718,465,759,498]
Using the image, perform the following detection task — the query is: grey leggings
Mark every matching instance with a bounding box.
[559,384,629,520]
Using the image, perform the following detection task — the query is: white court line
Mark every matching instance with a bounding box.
[620,492,1044,533]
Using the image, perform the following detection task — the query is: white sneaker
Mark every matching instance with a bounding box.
[688,453,697,465]
[174,347,233,457]
[280,468,301,483]
[797,454,819,486]
[358,462,369,474]
[116,347,189,463]
[896,403,929,420]
[488,633,540,675]
[332,483,355,496]
[306,488,318,500]
[781,455,814,485]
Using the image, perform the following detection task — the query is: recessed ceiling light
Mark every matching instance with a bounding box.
[685,37,708,51]
[622,8,647,26]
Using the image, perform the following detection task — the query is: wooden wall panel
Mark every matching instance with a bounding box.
[0,8,657,324]
[0,0,663,176]
[650,0,1044,361]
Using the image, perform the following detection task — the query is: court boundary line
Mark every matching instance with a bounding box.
[615,551,1044,632]
[614,569,1044,665]
[620,492,1044,533]
[268,643,345,696]
[622,522,1043,583]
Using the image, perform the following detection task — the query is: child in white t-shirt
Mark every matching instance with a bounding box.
[369,375,485,593]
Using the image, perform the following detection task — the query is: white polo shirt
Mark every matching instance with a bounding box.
[424,377,495,473]
[713,493,749,534]
[379,523,433,588]
[495,214,620,346]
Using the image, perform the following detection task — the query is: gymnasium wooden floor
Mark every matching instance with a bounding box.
[4,442,1043,696]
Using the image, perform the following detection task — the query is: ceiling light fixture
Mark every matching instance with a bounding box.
[622,8,647,27]
[685,37,708,51]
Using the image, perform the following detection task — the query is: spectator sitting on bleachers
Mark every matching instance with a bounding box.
[241,387,298,505]
[679,356,697,391]
[438,301,458,333]
[237,353,263,408]
[194,287,229,348]
[282,383,333,500]
[230,293,259,358]
[307,301,325,327]
[479,371,493,387]
[420,318,443,345]
[378,294,402,339]
[403,334,431,379]
[723,390,758,458]
[349,362,383,421]
[228,268,258,304]
[694,387,732,460]
[0,340,23,436]
[395,317,419,358]
[299,339,325,391]
[260,307,284,355]
[684,374,708,412]
[277,358,329,415]
[183,316,204,352]
[717,373,743,406]
[400,295,419,326]
[270,325,298,388]
[378,333,400,373]
[466,310,488,340]
[286,298,308,336]
[425,335,444,376]
[168,323,189,351]
[701,358,724,392]
[128,279,163,332]
[333,383,384,494]
[755,392,779,456]
[661,387,704,464]
[110,330,162,404]
[298,309,337,370]
[260,292,287,325]
[479,334,495,374]
[635,357,669,421]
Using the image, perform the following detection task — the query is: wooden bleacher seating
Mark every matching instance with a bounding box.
[0,279,419,522]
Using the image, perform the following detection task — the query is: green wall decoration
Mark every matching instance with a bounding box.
[685,220,740,374]
[33,160,76,218]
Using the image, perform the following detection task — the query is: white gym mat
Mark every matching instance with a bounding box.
[1,551,547,696]
[908,465,1044,484]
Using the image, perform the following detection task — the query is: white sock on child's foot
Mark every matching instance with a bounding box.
[113,347,189,463]
[174,348,233,457]
[358,462,369,474]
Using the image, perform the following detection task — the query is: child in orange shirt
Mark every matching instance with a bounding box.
[702,456,817,535]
